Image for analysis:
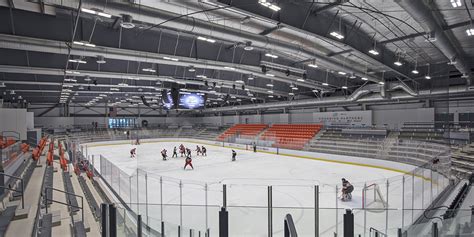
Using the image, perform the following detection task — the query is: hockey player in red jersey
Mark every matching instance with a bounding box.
[184,153,194,170]
[179,144,186,157]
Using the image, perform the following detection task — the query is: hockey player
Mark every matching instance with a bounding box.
[172,146,178,158]
[186,148,192,157]
[179,144,186,157]
[341,178,354,201]
[161,149,168,161]
[231,150,237,161]
[201,146,207,156]
[135,138,140,145]
[184,153,194,170]
[195,145,202,156]
[130,148,136,158]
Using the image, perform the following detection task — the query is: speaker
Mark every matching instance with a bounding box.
[140,95,150,107]
[171,87,179,109]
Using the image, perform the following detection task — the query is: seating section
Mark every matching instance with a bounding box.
[451,143,474,178]
[387,139,449,166]
[217,124,268,141]
[306,128,386,158]
[77,175,101,220]
[62,172,80,213]
[0,136,17,149]
[260,124,322,149]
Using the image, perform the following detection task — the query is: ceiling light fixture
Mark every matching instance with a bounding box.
[235,80,244,84]
[329,31,344,40]
[68,59,87,64]
[265,53,278,59]
[65,70,80,75]
[338,71,347,75]
[243,41,254,51]
[188,66,196,72]
[142,68,156,73]
[342,86,348,89]
[64,78,77,82]
[248,75,254,80]
[81,8,112,18]
[265,73,275,77]
[197,36,216,43]
[163,56,179,61]
[96,55,106,64]
[368,49,379,55]
[450,0,462,8]
[224,66,236,70]
[288,92,294,96]
[330,17,345,40]
[258,0,281,11]
[425,64,431,79]
[323,69,330,86]
[73,41,96,47]
[411,60,419,74]
[120,14,135,29]
[466,28,474,36]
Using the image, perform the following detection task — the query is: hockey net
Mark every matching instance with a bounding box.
[362,183,388,211]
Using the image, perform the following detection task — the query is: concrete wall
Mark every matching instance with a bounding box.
[33,107,440,129]
[26,112,34,130]
[373,108,435,129]
[0,108,27,139]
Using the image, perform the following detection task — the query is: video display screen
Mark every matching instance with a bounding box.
[108,118,136,128]
[179,93,205,109]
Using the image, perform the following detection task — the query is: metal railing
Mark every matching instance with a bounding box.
[284,214,298,237]
[43,186,84,222]
[0,172,24,209]
[369,227,387,237]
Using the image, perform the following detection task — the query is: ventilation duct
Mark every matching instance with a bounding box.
[395,0,472,85]
[388,82,418,97]
[205,85,468,112]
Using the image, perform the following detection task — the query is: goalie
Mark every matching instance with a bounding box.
[341,178,354,201]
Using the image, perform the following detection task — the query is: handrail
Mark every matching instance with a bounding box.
[0,172,24,209]
[369,227,387,237]
[43,186,84,222]
[284,214,298,237]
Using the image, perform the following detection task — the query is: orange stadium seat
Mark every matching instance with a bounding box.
[260,124,322,149]
[217,124,268,141]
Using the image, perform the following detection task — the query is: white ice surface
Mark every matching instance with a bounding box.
[88,140,445,237]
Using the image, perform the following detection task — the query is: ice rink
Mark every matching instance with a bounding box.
[88,140,446,236]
